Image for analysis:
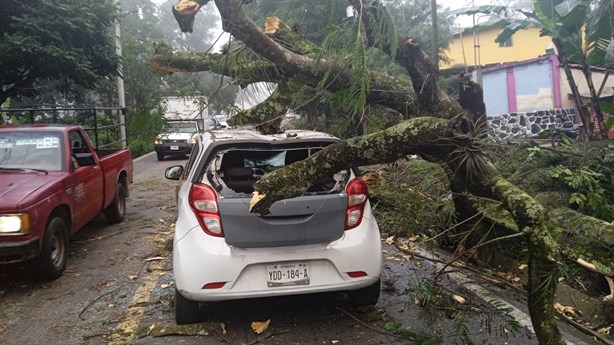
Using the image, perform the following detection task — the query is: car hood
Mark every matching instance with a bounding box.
[0,172,63,212]
[157,132,194,140]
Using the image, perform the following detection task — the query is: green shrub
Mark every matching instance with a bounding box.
[126,105,165,158]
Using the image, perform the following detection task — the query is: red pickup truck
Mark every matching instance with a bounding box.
[0,124,133,279]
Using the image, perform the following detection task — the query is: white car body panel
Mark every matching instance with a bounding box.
[172,129,382,303]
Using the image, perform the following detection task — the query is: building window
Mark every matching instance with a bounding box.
[499,38,513,47]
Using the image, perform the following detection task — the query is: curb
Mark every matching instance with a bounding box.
[133,151,155,163]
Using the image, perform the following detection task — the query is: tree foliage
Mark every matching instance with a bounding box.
[384,0,455,65]
[0,0,120,105]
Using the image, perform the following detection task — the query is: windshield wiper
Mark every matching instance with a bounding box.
[0,167,49,174]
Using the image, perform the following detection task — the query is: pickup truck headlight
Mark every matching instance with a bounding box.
[0,214,30,235]
[154,139,161,145]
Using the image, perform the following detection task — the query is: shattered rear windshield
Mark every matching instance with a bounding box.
[204,147,350,197]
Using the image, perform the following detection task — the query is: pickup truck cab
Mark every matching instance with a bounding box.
[0,125,133,279]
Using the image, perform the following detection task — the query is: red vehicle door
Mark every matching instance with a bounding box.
[67,130,104,231]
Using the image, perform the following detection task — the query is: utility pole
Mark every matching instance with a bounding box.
[114,15,127,148]
[472,0,483,87]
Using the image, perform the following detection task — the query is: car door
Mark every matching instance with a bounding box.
[68,130,104,231]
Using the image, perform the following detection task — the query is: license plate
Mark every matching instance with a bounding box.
[267,262,310,287]
[170,145,179,150]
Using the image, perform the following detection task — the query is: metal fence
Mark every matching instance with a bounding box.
[0,105,127,149]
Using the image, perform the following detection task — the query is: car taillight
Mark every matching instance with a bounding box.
[189,183,224,237]
[345,178,369,230]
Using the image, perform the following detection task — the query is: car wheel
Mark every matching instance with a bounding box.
[104,182,126,224]
[34,217,69,280]
[175,288,200,324]
[157,152,165,161]
[348,279,381,307]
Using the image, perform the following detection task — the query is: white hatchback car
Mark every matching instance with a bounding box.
[165,129,382,324]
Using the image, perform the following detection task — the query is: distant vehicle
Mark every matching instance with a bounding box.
[165,129,382,324]
[0,124,133,279]
[154,120,201,161]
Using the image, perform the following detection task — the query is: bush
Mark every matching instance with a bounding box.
[126,105,165,158]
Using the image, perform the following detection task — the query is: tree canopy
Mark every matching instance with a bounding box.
[0,0,120,105]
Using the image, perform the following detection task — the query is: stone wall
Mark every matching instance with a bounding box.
[488,108,577,142]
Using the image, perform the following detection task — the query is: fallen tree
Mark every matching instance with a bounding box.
[153,1,614,344]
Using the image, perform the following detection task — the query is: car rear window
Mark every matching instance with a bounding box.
[204,147,350,196]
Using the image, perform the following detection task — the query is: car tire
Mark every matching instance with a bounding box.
[175,288,200,324]
[34,217,69,280]
[348,279,381,307]
[104,182,126,224]
[157,152,165,161]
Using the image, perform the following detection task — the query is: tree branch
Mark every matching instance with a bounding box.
[228,79,301,133]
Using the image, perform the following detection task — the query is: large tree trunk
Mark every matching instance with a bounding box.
[247,115,565,344]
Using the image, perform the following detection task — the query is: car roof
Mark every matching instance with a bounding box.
[207,129,338,143]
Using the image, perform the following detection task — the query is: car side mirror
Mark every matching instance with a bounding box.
[74,153,96,166]
[165,165,184,180]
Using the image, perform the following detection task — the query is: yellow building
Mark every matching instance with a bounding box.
[441,26,554,69]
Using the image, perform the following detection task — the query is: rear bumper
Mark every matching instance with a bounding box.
[173,213,382,302]
[0,237,39,264]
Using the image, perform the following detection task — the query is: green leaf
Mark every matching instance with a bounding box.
[569,192,586,207]
[554,0,588,18]
[384,321,403,332]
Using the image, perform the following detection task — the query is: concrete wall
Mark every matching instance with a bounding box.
[443,26,553,69]
[481,55,558,116]
[514,60,555,111]
[488,108,577,141]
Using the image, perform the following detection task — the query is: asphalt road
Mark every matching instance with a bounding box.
[0,152,597,345]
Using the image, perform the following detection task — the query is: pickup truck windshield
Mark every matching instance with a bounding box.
[0,131,64,171]
[167,123,197,133]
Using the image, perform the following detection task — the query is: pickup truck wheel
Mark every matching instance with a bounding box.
[104,182,126,224]
[175,288,200,324]
[34,217,69,280]
[348,279,381,307]
[157,152,165,161]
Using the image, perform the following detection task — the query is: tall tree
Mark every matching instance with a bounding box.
[118,0,168,109]
[384,0,456,65]
[0,0,120,106]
